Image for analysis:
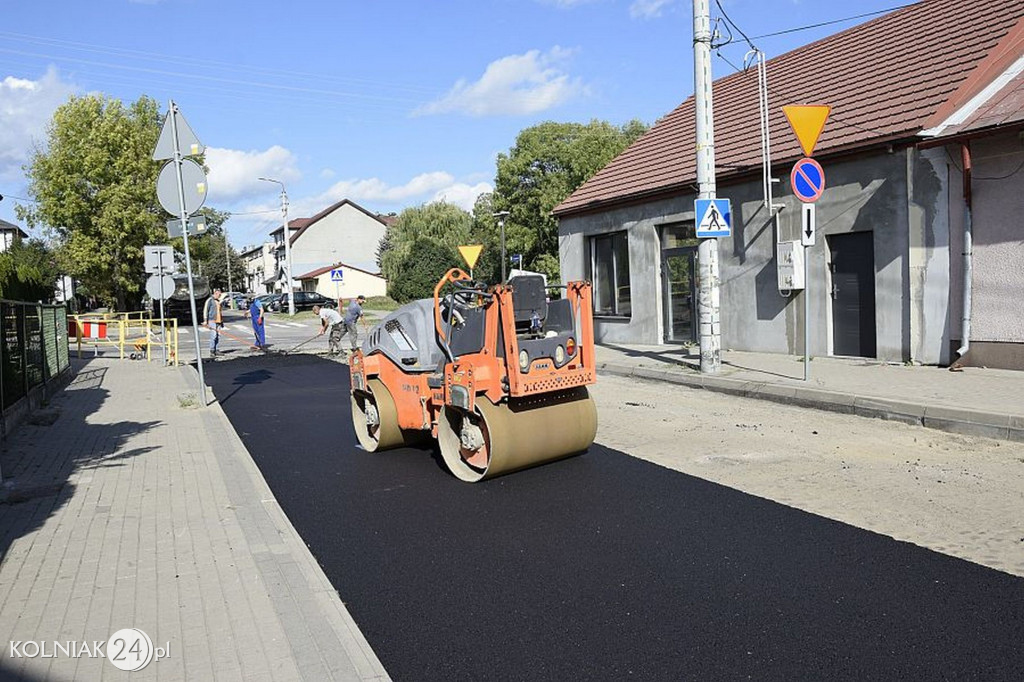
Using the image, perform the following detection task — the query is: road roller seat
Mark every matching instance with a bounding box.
[543,298,574,334]
[508,274,547,333]
[448,304,487,359]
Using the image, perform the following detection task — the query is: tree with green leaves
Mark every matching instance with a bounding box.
[18,94,228,310]
[0,238,60,302]
[379,201,472,285]
[386,237,460,304]
[472,119,648,282]
[18,94,168,310]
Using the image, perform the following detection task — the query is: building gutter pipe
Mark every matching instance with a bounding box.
[957,141,973,359]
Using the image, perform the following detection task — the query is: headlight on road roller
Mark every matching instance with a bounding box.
[519,349,529,370]
[555,345,565,364]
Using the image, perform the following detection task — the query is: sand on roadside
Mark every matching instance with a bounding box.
[591,374,1024,577]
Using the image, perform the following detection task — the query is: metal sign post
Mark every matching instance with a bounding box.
[158,251,168,366]
[145,245,175,366]
[783,103,831,382]
[154,101,208,405]
[802,204,816,382]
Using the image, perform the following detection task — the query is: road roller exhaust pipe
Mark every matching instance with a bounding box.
[349,268,598,482]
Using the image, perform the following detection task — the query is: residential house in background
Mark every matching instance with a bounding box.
[295,262,387,302]
[0,218,28,252]
[555,0,1024,369]
[268,199,389,296]
[240,243,276,295]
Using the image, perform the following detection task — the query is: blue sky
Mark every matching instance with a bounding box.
[0,0,910,249]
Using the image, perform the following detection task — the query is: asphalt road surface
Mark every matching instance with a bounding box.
[206,354,1024,682]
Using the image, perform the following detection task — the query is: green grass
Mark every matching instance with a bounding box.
[363,296,401,311]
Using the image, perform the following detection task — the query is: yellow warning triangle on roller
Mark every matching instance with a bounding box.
[782,105,831,157]
[458,244,483,269]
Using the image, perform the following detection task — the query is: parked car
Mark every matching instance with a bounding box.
[291,291,337,311]
[223,292,247,310]
[260,293,285,312]
[264,292,335,312]
[252,293,278,309]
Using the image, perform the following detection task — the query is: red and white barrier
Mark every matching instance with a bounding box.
[69,320,108,339]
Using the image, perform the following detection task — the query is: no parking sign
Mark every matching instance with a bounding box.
[790,158,825,203]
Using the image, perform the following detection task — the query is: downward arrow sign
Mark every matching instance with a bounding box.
[801,203,816,247]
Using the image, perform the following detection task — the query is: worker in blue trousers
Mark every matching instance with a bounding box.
[246,296,267,350]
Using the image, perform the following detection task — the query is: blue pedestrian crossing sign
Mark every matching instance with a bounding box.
[695,198,731,238]
[330,268,344,282]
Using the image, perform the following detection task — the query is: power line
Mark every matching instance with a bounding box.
[749,5,917,41]
[714,0,758,52]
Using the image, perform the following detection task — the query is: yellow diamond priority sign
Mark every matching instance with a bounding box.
[782,105,831,157]
[458,244,483,270]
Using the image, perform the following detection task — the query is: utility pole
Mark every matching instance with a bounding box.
[259,178,294,315]
[224,227,232,304]
[693,0,721,373]
[493,211,510,282]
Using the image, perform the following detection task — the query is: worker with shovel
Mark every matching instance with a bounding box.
[314,295,366,356]
[313,303,345,356]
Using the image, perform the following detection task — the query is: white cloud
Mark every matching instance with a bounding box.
[0,66,77,183]
[312,172,492,213]
[629,0,675,19]
[204,145,301,202]
[431,182,493,212]
[321,171,455,204]
[415,47,587,117]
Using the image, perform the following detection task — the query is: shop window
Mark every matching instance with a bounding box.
[590,231,631,317]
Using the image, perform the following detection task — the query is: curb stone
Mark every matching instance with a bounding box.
[597,361,1020,444]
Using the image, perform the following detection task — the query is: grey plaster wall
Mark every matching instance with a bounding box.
[947,131,1024,363]
[560,197,688,345]
[963,133,1024,344]
[559,148,954,363]
[908,147,952,365]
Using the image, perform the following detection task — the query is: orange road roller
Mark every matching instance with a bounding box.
[349,268,598,482]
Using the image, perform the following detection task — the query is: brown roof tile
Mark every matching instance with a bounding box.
[555,0,1024,216]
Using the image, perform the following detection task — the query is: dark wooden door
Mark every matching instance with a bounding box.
[829,231,876,358]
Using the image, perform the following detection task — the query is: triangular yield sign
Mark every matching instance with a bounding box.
[153,107,205,160]
[458,244,483,269]
[782,105,831,157]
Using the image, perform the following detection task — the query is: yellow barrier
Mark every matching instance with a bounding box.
[69,315,179,364]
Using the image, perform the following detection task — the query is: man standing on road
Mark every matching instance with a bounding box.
[313,303,344,356]
[247,296,266,350]
[342,295,367,354]
[205,288,224,358]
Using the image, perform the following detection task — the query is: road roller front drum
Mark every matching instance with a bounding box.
[437,387,598,482]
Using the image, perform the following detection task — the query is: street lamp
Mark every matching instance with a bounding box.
[259,177,295,316]
[493,211,510,283]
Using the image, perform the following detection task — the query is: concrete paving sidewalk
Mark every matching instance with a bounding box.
[0,358,389,681]
[596,343,1024,442]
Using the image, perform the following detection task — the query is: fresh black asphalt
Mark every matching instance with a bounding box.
[206,354,1024,681]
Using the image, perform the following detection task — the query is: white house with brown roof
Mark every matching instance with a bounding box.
[295,261,387,301]
[267,198,388,294]
[555,0,1024,370]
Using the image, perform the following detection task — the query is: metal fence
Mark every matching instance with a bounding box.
[1,301,69,411]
